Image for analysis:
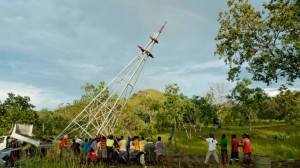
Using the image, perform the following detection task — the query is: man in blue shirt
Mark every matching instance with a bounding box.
[82,138,91,163]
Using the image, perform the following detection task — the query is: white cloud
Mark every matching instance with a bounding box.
[0,81,69,110]
[57,59,103,81]
[146,60,226,77]
[263,87,300,97]
[136,60,229,97]
[263,88,280,97]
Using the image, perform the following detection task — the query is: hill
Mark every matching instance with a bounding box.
[129,89,165,106]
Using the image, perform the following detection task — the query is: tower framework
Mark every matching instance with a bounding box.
[54,22,167,141]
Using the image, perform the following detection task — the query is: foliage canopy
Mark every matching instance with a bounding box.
[215,0,300,85]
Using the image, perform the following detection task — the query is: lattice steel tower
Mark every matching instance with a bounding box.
[54,22,167,141]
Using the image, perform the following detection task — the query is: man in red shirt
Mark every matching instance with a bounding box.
[60,134,68,159]
[229,134,239,164]
[241,133,251,167]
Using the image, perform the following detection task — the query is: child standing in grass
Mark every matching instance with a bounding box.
[219,134,228,164]
[229,134,239,164]
[200,133,219,164]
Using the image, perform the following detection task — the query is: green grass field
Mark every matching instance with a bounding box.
[9,125,300,168]
[162,125,300,160]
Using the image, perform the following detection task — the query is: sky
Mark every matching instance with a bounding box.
[0,0,299,110]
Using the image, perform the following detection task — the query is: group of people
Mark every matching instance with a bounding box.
[200,133,252,167]
[59,134,165,166]
[59,132,252,166]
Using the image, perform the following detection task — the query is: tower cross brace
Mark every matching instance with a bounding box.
[54,22,167,141]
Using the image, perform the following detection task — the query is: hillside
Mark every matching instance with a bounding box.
[129,89,166,106]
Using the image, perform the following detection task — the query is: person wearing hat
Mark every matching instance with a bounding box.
[144,137,155,165]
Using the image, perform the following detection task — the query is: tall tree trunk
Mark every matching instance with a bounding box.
[189,123,192,140]
[180,121,191,140]
[248,113,252,130]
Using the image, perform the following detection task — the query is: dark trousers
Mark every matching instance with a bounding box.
[118,150,128,163]
[221,149,228,164]
[107,147,113,163]
[230,151,239,161]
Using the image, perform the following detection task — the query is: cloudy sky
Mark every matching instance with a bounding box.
[0,0,299,110]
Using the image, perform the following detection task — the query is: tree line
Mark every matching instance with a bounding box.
[0,79,299,140]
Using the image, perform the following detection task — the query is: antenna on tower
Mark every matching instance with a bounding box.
[54,22,167,141]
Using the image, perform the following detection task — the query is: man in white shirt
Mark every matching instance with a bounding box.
[139,137,147,152]
[74,135,82,144]
[200,133,219,164]
[118,136,128,163]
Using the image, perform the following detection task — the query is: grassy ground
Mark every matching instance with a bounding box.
[6,125,300,168]
[163,125,300,160]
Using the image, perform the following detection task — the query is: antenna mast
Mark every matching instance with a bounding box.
[54,21,167,141]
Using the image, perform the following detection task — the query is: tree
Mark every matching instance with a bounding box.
[257,98,277,120]
[36,109,68,136]
[160,83,184,151]
[118,103,146,136]
[208,82,229,127]
[209,82,229,105]
[274,85,300,124]
[215,0,300,85]
[181,97,198,139]
[135,95,161,124]
[127,92,162,135]
[0,93,38,134]
[80,81,109,102]
[162,84,196,140]
[118,89,164,136]
[161,84,182,129]
[192,94,218,128]
[0,101,7,134]
[227,78,268,130]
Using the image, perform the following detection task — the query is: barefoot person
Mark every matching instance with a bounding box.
[200,133,219,164]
